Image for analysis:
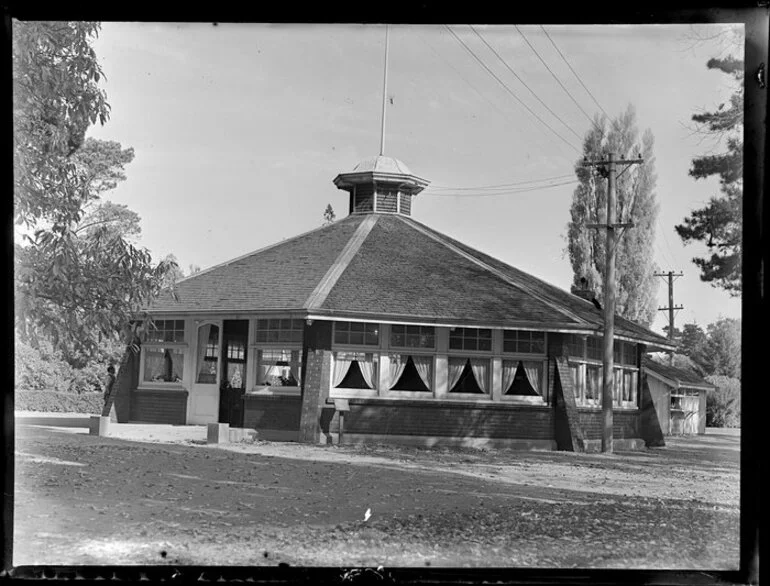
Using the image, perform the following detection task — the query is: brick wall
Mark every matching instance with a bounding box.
[129,389,187,424]
[298,320,333,443]
[324,399,554,440]
[577,408,640,439]
[243,395,301,433]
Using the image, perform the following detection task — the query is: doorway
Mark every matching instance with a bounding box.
[219,320,249,427]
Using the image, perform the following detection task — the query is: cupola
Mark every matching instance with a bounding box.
[333,155,430,217]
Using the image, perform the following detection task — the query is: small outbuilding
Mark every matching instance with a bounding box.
[644,360,714,435]
[113,154,676,451]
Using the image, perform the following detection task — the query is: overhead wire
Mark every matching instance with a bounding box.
[424,179,579,197]
[538,25,611,121]
[429,173,576,190]
[514,25,600,133]
[468,25,584,142]
[443,24,581,155]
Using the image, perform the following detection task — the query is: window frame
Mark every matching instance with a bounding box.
[381,351,436,399]
[333,321,381,348]
[250,347,304,396]
[446,355,492,399]
[448,327,493,353]
[138,318,188,390]
[329,351,380,398]
[502,330,547,356]
[500,358,548,404]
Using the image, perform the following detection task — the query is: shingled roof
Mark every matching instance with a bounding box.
[147,212,673,350]
[645,360,716,390]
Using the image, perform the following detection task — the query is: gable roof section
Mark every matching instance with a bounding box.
[399,216,673,349]
[645,360,716,390]
[320,215,590,328]
[146,214,366,313]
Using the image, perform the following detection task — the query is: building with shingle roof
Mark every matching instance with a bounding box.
[117,155,675,451]
[644,360,714,435]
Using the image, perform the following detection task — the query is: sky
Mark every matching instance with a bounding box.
[84,22,743,335]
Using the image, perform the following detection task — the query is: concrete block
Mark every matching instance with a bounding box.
[89,416,111,437]
[228,427,258,442]
[207,423,229,444]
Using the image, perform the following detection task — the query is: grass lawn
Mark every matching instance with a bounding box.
[13,420,739,568]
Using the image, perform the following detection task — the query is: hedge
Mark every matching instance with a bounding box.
[15,389,104,414]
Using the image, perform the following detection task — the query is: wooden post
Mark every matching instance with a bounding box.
[339,411,344,445]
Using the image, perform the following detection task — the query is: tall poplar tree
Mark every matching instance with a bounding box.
[566,105,659,327]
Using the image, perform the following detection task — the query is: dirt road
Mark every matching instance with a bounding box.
[13,419,739,568]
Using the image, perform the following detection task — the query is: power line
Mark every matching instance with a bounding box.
[429,173,576,190]
[424,179,579,197]
[419,33,529,138]
[444,25,581,155]
[469,25,583,142]
[539,25,610,120]
[515,25,598,130]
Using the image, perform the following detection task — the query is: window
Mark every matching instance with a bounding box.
[195,324,220,384]
[143,347,185,383]
[502,360,543,396]
[587,336,603,361]
[503,330,545,354]
[256,349,302,387]
[255,318,303,344]
[387,354,433,392]
[449,328,492,352]
[333,352,377,389]
[585,364,602,404]
[448,357,489,394]
[390,325,435,349]
[566,335,585,359]
[613,368,638,404]
[145,319,185,343]
[334,321,379,346]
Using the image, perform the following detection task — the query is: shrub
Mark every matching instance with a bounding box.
[15,336,74,392]
[15,389,103,414]
[705,375,741,428]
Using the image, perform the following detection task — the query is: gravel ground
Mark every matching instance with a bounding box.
[13,416,740,568]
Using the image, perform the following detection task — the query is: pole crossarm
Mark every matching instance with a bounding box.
[658,305,684,311]
[585,222,635,230]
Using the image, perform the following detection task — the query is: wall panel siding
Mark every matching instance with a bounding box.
[324,399,553,440]
[130,390,187,424]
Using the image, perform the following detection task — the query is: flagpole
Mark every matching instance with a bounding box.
[379,24,389,156]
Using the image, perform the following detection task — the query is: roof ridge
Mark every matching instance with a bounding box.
[173,214,364,286]
[303,214,379,310]
[395,215,589,326]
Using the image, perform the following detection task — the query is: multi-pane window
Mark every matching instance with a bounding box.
[333,352,377,389]
[586,336,603,360]
[226,341,245,361]
[613,341,637,366]
[449,327,492,352]
[503,330,545,354]
[145,320,185,343]
[334,321,379,346]
[255,319,303,344]
[257,349,302,387]
[566,335,585,359]
[390,325,435,349]
[143,347,185,383]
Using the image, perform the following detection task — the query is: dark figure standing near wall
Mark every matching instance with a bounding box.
[101,365,118,421]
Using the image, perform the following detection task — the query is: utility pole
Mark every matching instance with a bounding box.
[582,152,643,453]
[654,270,684,365]
[379,24,389,156]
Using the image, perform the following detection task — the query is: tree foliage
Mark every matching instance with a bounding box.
[13,21,176,363]
[567,105,660,326]
[667,318,740,379]
[704,375,740,428]
[323,203,336,225]
[675,57,743,295]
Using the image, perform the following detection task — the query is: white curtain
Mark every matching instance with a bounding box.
[332,354,352,388]
[387,355,407,389]
[196,324,212,383]
[412,355,433,390]
[358,356,375,389]
[448,359,465,392]
[470,359,489,393]
[523,362,542,396]
[502,361,519,395]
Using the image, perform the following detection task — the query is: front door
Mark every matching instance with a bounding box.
[219,320,248,427]
[189,322,222,424]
